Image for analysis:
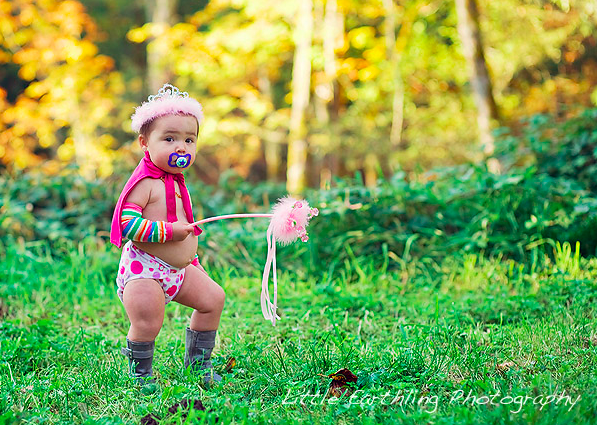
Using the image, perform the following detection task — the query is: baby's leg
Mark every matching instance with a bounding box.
[173,265,225,331]
[122,278,165,341]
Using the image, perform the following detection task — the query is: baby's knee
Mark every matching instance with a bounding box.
[131,316,163,338]
[214,285,226,309]
[198,285,225,313]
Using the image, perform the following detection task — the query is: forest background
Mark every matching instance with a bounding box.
[1,0,596,191]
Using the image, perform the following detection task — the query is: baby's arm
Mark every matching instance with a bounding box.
[122,203,172,243]
[123,179,194,242]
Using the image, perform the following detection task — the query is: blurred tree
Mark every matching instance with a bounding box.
[0,0,125,176]
[146,0,178,92]
[482,0,597,121]
[455,0,499,172]
[128,0,298,183]
[2,0,595,183]
[313,0,342,188]
[378,0,430,184]
[287,0,313,195]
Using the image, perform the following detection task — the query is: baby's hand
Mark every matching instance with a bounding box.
[171,222,195,241]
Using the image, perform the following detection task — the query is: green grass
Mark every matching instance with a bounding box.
[1,238,597,424]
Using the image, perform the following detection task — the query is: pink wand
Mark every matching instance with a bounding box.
[189,196,319,326]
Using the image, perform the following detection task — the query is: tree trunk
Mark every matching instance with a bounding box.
[287,0,313,195]
[313,0,329,124]
[454,0,500,171]
[258,69,280,181]
[382,0,404,151]
[318,0,341,188]
[146,0,176,92]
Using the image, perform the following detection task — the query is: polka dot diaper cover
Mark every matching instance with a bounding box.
[116,241,185,304]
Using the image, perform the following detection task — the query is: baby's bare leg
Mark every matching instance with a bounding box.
[122,279,165,341]
[173,265,225,331]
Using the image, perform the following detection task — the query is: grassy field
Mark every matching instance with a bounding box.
[1,238,597,424]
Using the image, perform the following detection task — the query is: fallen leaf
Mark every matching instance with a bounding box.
[328,368,358,398]
[225,357,236,373]
[496,361,515,374]
[140,413,160,425]
[168,398,205,414]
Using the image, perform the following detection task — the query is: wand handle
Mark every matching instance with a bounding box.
[190,213,273,227]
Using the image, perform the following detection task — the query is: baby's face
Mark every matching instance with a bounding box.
[140,114,198,173]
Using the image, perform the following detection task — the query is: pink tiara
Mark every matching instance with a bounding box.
[131,83,204,133]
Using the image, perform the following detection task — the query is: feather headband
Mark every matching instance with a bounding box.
[131,83,204,133]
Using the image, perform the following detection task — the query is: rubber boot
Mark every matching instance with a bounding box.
[184,328,222,385]
[121,338,156,385]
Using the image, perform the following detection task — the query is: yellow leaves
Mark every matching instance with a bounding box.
[18,62,37,81]
[98,134,116,148]
[98,161,113,178]
[339,57,370,82]
[12,29,31,46]
[0,1,11,14]
[240,89,272,121]
[129,21,196,45]
[0,1,123,176]
[13,47,36,65]
[18,4,36,26]
[41,48,57,63]
[25,81,48,98]
[54,0,93,36]
[363,44,385,63]
[68,40,98,63]
[14,148,31,168]
[10,137,24,150]
[37,125,56,148]
[171,22,196,38]
[284,91,293,105]
[348,26,375,50]
[57,138,75,161]
[127,24,151,44]
[358,66,379,82]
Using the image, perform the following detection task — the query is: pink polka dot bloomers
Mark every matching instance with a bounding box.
[116,241,186,304]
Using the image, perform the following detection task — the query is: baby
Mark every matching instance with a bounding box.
[110,84,225,385]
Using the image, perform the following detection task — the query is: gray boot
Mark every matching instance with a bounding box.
[121,338,156,385]
[184,328,222,385]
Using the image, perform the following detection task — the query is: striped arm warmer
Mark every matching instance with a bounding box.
[121,202,173,243]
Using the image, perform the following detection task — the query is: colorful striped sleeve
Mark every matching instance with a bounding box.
[121,202,173,243]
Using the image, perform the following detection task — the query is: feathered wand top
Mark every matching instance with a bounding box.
[190,197,318,326]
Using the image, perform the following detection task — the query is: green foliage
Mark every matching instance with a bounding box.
[2,160,596,282]
[303,165,594,280]
[494,108,597,255]
[2,108,597,284]
[0,169,119,242]
[511,109,597,193]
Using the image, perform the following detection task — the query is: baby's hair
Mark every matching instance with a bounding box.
[138,113,200,138]
[139,120,153,137]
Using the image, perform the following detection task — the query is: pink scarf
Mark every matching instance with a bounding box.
[110,151,202,248]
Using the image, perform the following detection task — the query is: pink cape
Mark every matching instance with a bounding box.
[110,151,202,248]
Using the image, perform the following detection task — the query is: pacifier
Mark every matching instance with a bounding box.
[168,153,191,168]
